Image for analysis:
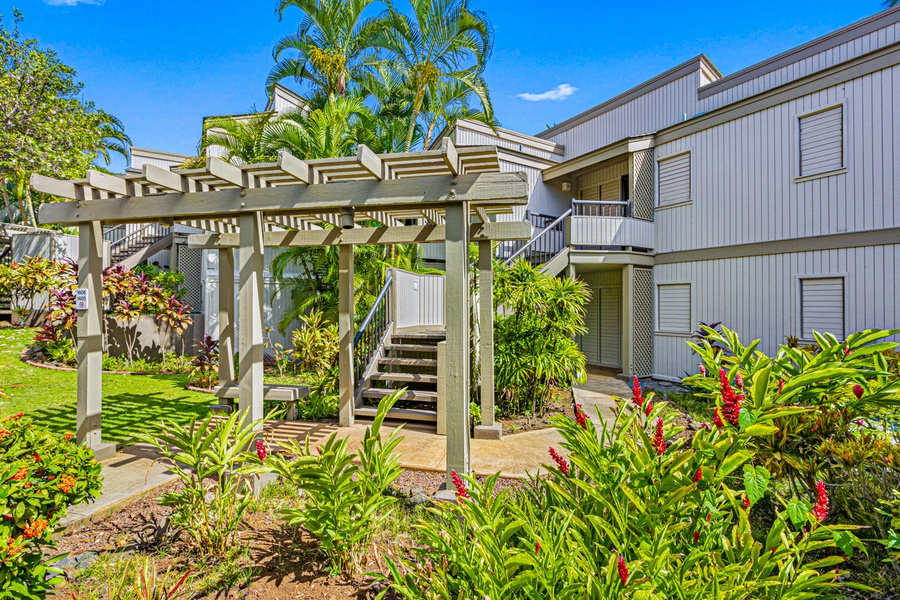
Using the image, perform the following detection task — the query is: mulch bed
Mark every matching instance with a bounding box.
[498,389,574,435]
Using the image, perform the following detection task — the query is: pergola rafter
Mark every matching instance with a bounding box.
[34,141,529,483]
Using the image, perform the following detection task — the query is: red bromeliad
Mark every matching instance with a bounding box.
[813,481,830,522]
[617,555,629,585]
[451,470,470,503]
[631,375,645,407]
[548,447,570,475]
[652,418,666,455]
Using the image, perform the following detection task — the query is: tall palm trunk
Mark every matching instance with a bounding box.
[0,178,13,223]
[423,120,438,151]
[404,83,428,152]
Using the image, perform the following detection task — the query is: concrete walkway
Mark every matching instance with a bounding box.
[59,374,626,530]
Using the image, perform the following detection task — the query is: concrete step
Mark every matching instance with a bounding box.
[379,357,438,368]
[370,372,438,384]
[392,331,446,341]
[384,343,438,353]
[354,405,437,423]
[362,388,438,403]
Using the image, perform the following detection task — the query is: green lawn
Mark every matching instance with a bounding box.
[0,327,216,446]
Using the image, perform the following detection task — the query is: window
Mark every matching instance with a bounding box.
[657,283,691,333]
[799,106,843,177]
[658,152,691,206]
[800,277,844,339]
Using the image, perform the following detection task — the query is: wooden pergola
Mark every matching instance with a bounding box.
[33,140,530,480]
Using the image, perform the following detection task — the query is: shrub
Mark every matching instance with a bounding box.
[189,334,219,389]
[389,366,871,598]
[140,411,264,559]
[493,260,589,417]
[291,309,339,396]
[0,414,103,599]
[268,391,404,576]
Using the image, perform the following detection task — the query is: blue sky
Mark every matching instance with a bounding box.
[4,0,888,173]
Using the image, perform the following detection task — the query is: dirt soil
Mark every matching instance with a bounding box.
[498,389,574,435]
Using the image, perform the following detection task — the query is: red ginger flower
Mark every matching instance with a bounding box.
[777,379,785,395]
[575,404,589,429]
[535,541,541,554]
[719,370,743,427]
[652,418,666,455]
[644,400,654,416]
[549,447,570,475]
[852,384,864,400]
[713,408,725,429]
[699,364,707,376]
[742,495,751,509]
[812,481,829,522]
[451,470,470,503]
[631,375,645,407]
[693,467,703,483]
[693,531,700,545]
[255,440,266,462]
[617,555,629,585]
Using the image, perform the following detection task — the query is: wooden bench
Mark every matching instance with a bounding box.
[212,384,311,421]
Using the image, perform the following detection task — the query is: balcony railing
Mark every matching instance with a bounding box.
[569,201,654,250]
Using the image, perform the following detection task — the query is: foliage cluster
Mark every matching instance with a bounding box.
[189,334,219,389]
[388,331,900,598]
[0,413,102,599]
[492,259,589,417]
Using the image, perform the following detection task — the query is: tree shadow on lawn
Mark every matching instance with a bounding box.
[24,374,214,447]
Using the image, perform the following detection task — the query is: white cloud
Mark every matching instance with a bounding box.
[44,0,104,6]
[517,83,578,102]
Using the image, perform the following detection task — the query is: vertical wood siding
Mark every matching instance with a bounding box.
[699,21,900,112]
[653,244,900,379]
[655,63,900,253]
[394,269,444,329]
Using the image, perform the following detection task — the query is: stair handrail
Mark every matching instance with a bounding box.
[109,223,168,254]
[353,273,393,388]
[504,208,572,265]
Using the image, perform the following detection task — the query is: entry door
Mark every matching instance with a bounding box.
[599,287,622,369]
[579,288,601,365]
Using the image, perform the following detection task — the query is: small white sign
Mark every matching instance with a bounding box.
[75,289,89,311]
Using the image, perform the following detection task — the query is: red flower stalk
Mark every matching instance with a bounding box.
[644,400,654,416]
[535,542,541,554]
[712,408,725,429]
[451,470,470,503]
[652,418,667,455]
[693,467,703,483]
[631,375,645,407]
[719,370,743,427]
[735,373,744,388]
[548,447,570,475]
[812,481,829,522]
[852,384,864,400]
[255,440,266,462]
[693,531,700,545]
[575,404,589,429]
[699,364,707,376]
[742,495,751,509]
[617,555,629,585]
[777,379,785,395]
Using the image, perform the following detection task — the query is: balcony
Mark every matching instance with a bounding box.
[568,201,654,251]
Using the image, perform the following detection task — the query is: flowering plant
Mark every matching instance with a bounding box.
[0,414,102,599]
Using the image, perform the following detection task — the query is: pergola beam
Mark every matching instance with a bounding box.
[36,172,529,225]
[186,221,532,249]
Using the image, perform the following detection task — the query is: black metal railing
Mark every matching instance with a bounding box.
[501,209,571,266]
[353,273,393,389]
[109,223,170,264]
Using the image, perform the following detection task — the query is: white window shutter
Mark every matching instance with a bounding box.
[799,106,843,176]
[657,283,691,333]
[658,153,691,206]
[801,277,844,339]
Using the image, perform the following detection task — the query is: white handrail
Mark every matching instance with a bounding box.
[504,209,572,265]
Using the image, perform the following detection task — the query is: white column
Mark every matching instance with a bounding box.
[77,221,114,460]
[444,202,471,479]
[238,212,265,423]
[217,248,235,386]
[622,264,635,377]
[338,244,355,427]
[473,240,500,439]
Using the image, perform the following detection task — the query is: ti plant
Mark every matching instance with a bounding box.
[268,390,405,577]
[389,358,877,599]
[189,334,219,389]
[140,411,265,560]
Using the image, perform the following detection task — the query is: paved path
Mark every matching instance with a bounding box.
[59,374,625,530]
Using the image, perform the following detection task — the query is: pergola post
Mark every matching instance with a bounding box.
[473,240,500,439]
[444,202,471,480]
[76,221,115,461]
[338,244,355,427]
[217,248,236,387]
[238,211,265,423]
[621,264,636,377]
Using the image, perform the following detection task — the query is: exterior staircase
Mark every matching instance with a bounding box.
[105,224,174,270]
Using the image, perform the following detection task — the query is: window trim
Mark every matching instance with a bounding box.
[794,102,847,182]
[656,149,693,208]
[797,273,847,342]
[655,282,693,335]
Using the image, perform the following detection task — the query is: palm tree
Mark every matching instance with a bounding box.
[371,0,494,151]
[420,78,498,149]
[352,65,421,153]
[268,0,382,98]
[267,95,366,159]
[92,111,132,167]
[199,110,283,165]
